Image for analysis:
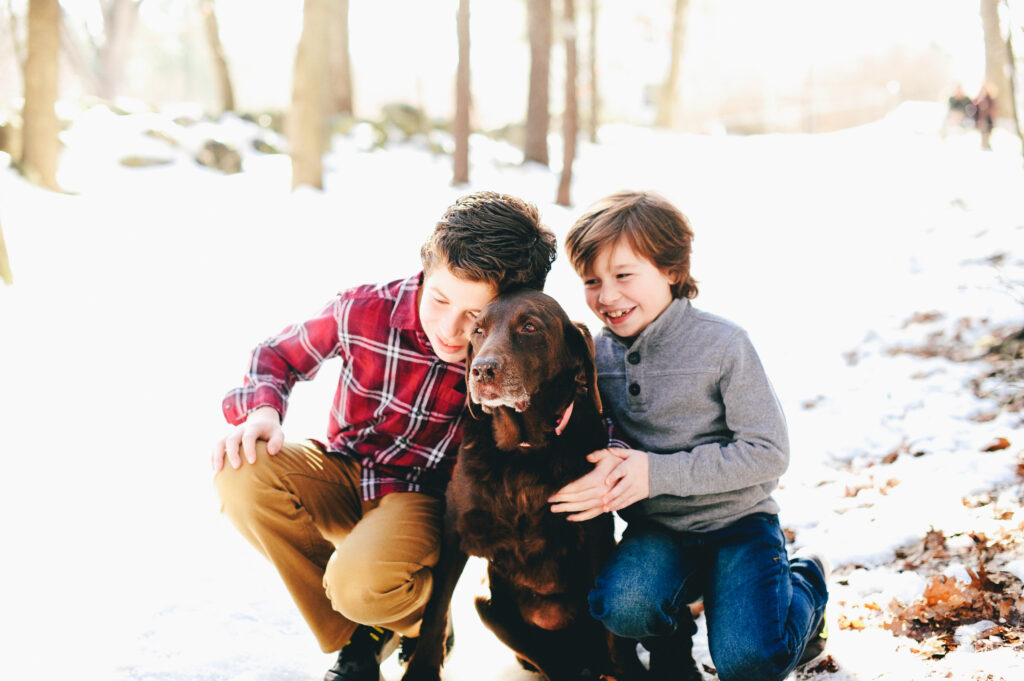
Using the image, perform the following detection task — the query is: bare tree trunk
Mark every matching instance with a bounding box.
[655,0,689,128]
[453,0,470,185]
[1005,3,1024,161]
[97,0,143,102]
[524,0,551,166]
[201,0,235,114]
[587,0,598,143]
[329,0,353,115]
[0,219,12,285]
[288,0,330,190]
[22,0,60,191]
[981,0,1014,118]
[556,0,577,207]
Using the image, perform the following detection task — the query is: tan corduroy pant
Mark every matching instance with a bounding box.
[214,440,443,653]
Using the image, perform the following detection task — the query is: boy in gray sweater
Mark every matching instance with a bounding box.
[549,191,829,681]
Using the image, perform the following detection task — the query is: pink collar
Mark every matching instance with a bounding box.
[518,401,575,448]
[554,401,575,436]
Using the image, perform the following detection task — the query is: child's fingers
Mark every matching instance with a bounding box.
[225,431,243,469]
[241,430,259,464]
[603,462,628,488]
[267,430,284,455]
[602,475,640,511]
[550,497,602,515]
[566,508,605,522]
[604,482,643,512]
[549,484,603,506]
[550,469,609,501]
[211,441,226,472]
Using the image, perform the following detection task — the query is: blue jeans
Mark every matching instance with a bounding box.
[588,513,828,681]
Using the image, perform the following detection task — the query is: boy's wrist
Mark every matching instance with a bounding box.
[247,405,282,424]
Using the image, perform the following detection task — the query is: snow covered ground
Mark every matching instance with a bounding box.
[1,103,1022,681]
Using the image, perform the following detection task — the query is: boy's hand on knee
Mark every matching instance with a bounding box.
[211,406,284,472]
[548,448,620,521]
[601,449,650,513]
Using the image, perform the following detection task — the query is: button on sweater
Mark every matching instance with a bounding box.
[595,298,789,532]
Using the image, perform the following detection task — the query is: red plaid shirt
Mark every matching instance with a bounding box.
[222,274,467,500]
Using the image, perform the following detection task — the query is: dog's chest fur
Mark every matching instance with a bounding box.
[450,412,601,588]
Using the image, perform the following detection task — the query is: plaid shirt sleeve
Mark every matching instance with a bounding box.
[222,276,467,500]
[222,296,345,424]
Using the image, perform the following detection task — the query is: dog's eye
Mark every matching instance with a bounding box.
[522,322,536,333]
[473,326,484,335]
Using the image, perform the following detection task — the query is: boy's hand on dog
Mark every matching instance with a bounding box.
[211,406,285,472]
[600,448,650,513]
[549,448,650,521]
[548,449,624,521]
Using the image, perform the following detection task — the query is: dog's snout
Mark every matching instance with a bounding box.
[471,357,499,383]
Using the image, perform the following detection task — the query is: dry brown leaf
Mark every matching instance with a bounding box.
[982,437,1011,452]
[805,655,839,673]
[838,614,867,630]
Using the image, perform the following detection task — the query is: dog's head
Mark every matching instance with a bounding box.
[465,289,601,419]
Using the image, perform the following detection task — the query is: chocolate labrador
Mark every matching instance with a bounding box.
[401,288,643,681]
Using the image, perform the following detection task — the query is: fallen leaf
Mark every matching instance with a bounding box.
[806,655,839,673]
[982,437,1011,452]
[838,614,867,630]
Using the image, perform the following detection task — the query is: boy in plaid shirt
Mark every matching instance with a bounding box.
[212,192,557,681]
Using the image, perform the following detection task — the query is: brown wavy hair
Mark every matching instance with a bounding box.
[421,191,557,292]
[564,190,698,300]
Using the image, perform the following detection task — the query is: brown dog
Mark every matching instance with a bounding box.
[401,289,643,681]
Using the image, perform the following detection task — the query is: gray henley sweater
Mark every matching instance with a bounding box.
[596,298,789,532]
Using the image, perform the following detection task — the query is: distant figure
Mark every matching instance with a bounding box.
[945,83,975,132]
[973,83,997,150]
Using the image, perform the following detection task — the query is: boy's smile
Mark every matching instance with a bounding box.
[418,265,497,363]
[582,239,676,340]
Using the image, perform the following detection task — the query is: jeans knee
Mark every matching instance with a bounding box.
[589,586,675,640]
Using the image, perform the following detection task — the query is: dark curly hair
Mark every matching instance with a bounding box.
[421,191,557,292]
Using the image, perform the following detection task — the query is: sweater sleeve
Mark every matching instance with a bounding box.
[647,330,789,498]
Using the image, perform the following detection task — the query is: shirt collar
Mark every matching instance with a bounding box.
[603,297,690,351]
[391,272,425,331]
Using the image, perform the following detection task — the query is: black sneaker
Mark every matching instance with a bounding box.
[324,625,394,681]
[793,549,831,666]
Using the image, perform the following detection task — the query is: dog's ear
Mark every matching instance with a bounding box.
[566,321,602,415]
[465,331,483,420]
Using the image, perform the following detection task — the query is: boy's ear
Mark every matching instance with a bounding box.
[566,321,602,415]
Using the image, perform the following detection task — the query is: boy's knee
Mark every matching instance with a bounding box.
[213,442,273,516]
[323,551,432,624]
[589,586,673,640]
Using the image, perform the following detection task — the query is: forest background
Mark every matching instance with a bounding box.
[3,0,1024,200]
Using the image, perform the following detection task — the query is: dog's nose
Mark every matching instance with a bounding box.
[471,358,499,383]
